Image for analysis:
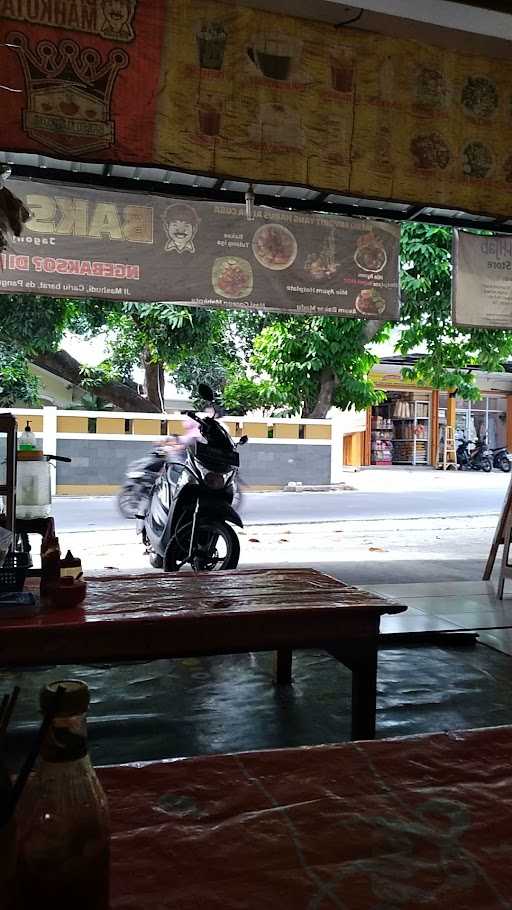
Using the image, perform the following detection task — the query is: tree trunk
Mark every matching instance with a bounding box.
[142,351,165,411]
[33,350,160,412]
[302,322,384,419]
[305,368,337,419]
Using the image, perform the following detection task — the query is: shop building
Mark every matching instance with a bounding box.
[355,357,512,469]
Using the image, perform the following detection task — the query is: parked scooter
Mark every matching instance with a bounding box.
[490,445,512,473]
[120,385,247,572]
[456,435,492,472]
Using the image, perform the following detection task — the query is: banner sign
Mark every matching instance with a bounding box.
[1,179,400,318]
[453,230,512,329]
[1,1,512,219]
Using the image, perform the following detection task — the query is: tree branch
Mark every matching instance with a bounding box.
[361,320,385,344]
[33,350,161,413]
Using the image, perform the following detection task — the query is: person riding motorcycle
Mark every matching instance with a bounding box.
[162,414,245,512]
[160,418,206,483]
[118,410,245,522]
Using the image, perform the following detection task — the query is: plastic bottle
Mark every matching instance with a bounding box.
[16,422,51,519]
[16,680,110,910]
[18,422,37,452]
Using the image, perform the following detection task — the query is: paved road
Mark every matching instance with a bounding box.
[52,487,506,531]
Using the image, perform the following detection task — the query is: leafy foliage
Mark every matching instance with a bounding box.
[252,315,387,416]
[68,392,113,411]
[0,343,39,406]
[398,223,512,399]
[0,298,72,353]
[222,376,270,415]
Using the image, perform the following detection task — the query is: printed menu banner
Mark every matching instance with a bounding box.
[453,230,512,329]
[2,1,512,218]
[0,178,401,318]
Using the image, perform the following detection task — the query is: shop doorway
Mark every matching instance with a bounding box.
[454,396,507,449]
[371,391,431,466]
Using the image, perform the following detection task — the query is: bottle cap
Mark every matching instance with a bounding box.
[40,680,90,717]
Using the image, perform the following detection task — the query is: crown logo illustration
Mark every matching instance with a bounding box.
[8,32,129,156]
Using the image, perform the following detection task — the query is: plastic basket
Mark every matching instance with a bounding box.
[0,551,31,592]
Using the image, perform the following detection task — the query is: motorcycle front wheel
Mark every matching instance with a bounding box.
[480,457,493,474]
[165,518,240,572]
[118,485,142,519]
[498,455,511,473]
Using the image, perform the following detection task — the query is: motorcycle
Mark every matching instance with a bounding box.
[490,445,512,473]
[118,450,167,521]
[456,436,492,473]
[120,384,247,572]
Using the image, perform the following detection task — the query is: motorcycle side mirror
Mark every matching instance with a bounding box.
[239,435,249,446]
[198,383,215,403]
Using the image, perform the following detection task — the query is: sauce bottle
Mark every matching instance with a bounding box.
[40,535,61,599]
[16,680,110,910]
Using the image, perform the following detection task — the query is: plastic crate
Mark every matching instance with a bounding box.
[0,551,31,592]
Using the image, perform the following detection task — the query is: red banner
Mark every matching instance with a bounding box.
[0,0,164,163]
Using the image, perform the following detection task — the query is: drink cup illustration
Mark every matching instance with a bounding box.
[197,21,227,70]
[330,48,354,93]
[247,34,302,81]
[198,107,222,136]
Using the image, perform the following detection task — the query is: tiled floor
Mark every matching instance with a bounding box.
[5,642,512,767]
[367,579,512,655]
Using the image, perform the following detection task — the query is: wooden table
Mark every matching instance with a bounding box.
[102,725,512,909]
[0,569,405,740]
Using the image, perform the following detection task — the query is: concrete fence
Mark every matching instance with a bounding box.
[3,407,366,494]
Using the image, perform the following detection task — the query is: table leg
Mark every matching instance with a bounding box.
[350,647,377,741]
[327,642,378,741]
[273,648,293,685]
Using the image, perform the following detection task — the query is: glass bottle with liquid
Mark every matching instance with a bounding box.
[16,680,110,910]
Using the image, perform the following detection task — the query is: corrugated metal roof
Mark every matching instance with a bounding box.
[1,151,509,232]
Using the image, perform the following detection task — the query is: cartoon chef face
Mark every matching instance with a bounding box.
[162,204,200,254]
[101,0,135,39]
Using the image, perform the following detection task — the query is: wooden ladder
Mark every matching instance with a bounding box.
[437,424,457,471]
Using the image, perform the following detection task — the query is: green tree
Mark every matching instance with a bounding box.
[222,376,268,415]
[398,223,512,398]
[0,343,39,407]
[251,315,387,418]
[172,354,231,404]
[0,299,224,411]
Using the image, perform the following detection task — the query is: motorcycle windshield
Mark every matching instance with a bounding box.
[195,442,239,469]
[202,418,234,451]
